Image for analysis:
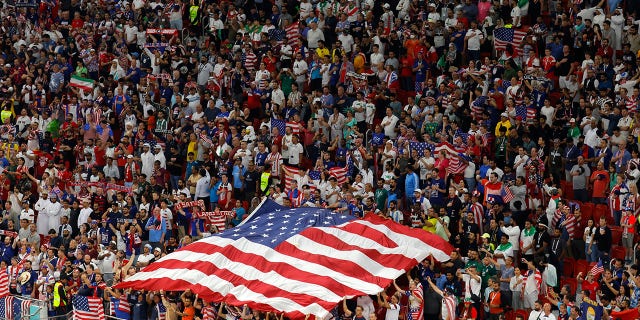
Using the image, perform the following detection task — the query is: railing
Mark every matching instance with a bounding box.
[0,295,44,320]
[364,129,372,148]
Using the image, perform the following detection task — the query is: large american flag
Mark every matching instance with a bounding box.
[493,27,527,55]
[73,295,105,320]
[115,199,453,319]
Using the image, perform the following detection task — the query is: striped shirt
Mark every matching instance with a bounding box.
[266,152,283,177]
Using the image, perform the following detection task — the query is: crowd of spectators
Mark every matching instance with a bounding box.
[2,0,640,318]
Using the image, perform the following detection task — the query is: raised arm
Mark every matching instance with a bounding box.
[427,276,444,297]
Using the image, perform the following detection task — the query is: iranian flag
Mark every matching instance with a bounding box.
[70,75,94,91]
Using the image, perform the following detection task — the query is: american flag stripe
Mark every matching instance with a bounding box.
[283,165,302,191]
[285,22,300,47]
[118,295,130,313]
[0,296,12,319]
[157,303,167,320]
[589,260,605,276]
[202,305,216,320]
[73,295,105,320]
[0,270,9,298]
[328,167,348,185]
[501,186,515,203]
[19,299,31,318]
[116,200,453,319]
[493,27,527,55]
[435,142,467,175]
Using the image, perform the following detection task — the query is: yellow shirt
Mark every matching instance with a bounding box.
[316,47,330,59]
[422,217,438,234]
[187,141,199,159]
[494,120,512,137]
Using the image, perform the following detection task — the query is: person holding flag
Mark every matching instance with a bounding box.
[392,273,423,320]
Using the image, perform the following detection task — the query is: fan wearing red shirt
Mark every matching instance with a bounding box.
[71,12,84,30]
[94,140,107,169]
[577,272,599,301]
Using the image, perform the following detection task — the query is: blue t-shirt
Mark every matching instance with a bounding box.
[232,165,246,189]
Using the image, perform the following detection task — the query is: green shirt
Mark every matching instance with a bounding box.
[568,126,581,139]
[375,188,388,209]
[478,263,497,288]
[465,259,482,271]
[280,74,294,96]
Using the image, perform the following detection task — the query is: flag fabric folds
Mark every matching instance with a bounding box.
[0,296,12,320]
[493,27,527,55]
[501,186,515,203]
[12,298,31,319]
[434,142,468,175]
[116,199,454,319]
[73,295,106,320]
[69,75,95,91]
[0,271,9,298]
[271,118,286,136]
[282,165,303,191]
[589,260,604,277]
[328,166,348,185]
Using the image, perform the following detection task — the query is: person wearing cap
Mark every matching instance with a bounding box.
[136,243,155,267]
[494,112,512,138]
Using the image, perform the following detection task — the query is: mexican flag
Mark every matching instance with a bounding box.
[69,75,94,91]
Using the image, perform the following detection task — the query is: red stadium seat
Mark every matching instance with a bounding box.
[610,227,623,246]
[581,203,594,221]
[515,309,530,320]
[611,246,626,261]
[562,258,575,278]
[594,204,613,225]
[574,259,589,277]
[560,181,574,200]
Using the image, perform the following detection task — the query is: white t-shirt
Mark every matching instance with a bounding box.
[465,29,484,51]
[462,273,481,299]
[385,303,401,320]
[288,143,304,165]
[381,115,399,139]
[124,25,138,44]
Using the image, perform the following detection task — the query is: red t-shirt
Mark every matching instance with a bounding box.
[581,280,599,300]
[94,146,106,167]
